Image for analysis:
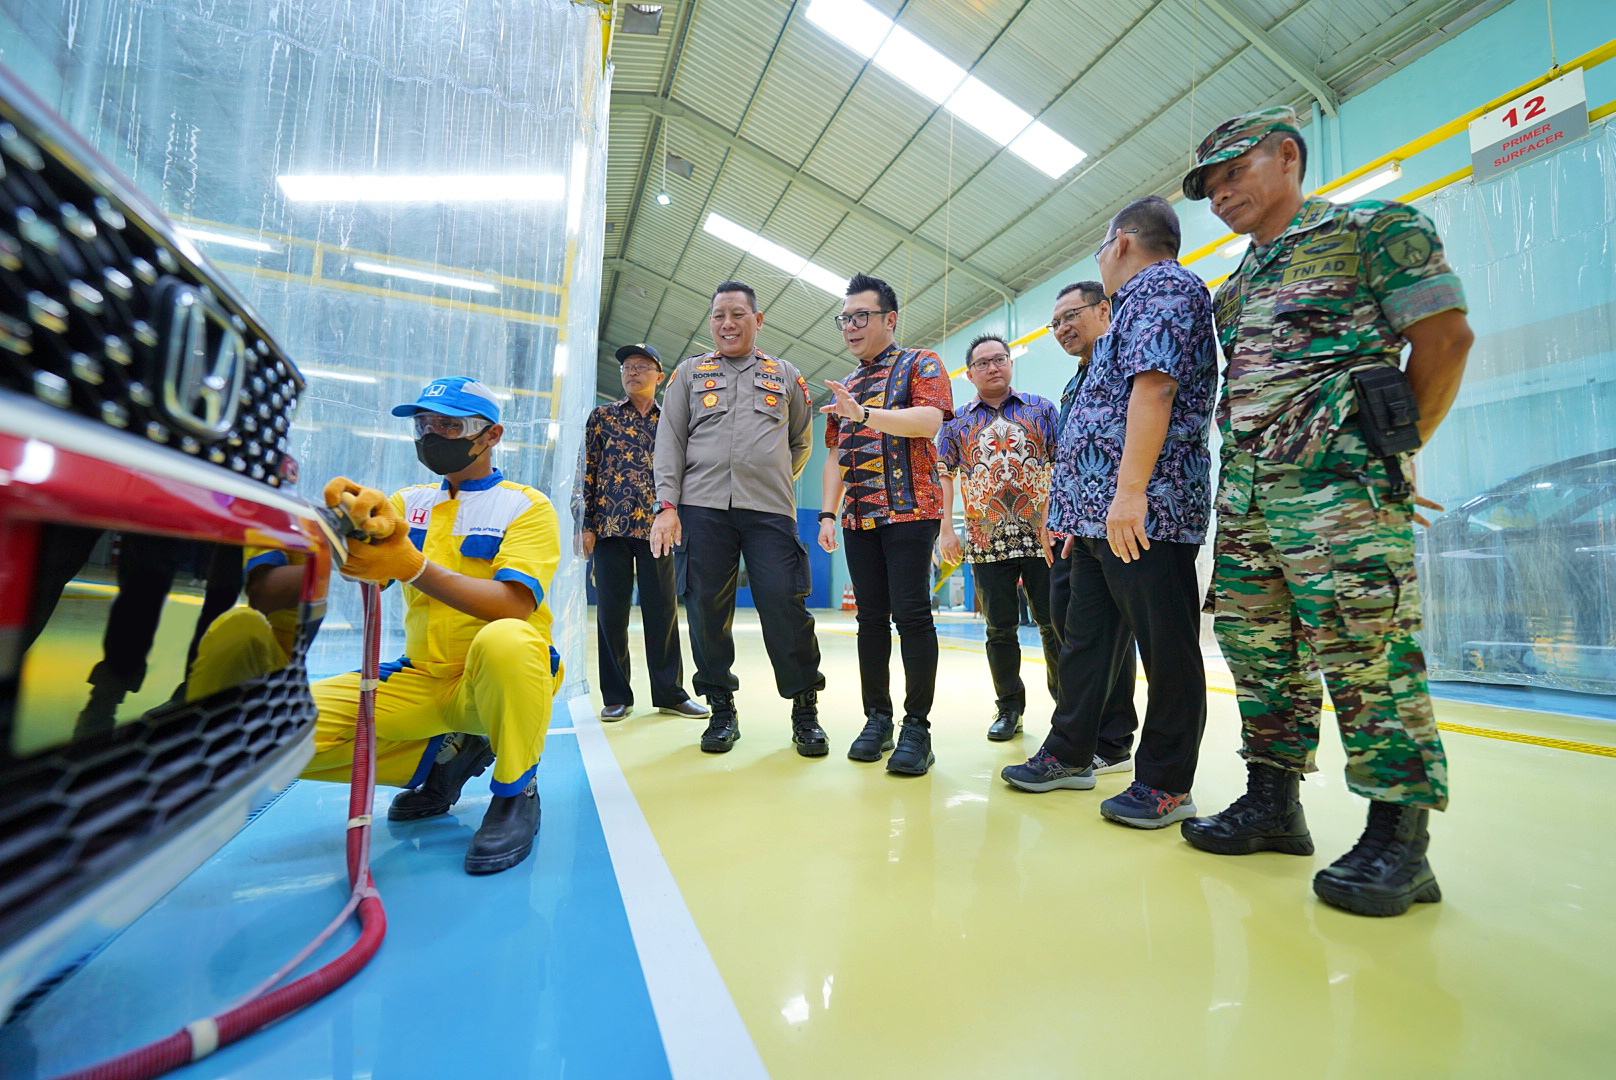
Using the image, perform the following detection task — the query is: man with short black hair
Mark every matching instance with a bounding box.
[1045,281,1139,774]
[651,281,827,757]
[820,273,954,776]
[1002,198,1217,831]
[579,344,707,723]
[937,333,1060,741]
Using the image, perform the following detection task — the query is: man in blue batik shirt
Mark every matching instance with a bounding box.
[1003,196,1217,831]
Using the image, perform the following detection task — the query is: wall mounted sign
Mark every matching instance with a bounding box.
[1469,68,1589,182]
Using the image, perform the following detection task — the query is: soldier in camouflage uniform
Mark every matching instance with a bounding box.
[1179,108,1474,917]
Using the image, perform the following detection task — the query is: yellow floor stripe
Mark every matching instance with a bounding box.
[831,625,1616,759]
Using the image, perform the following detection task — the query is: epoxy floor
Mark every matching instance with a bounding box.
[3,609,1614,1078]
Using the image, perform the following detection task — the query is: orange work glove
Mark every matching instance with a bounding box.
[323,476,426,584]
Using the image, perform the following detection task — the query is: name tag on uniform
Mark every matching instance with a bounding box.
[1280,231,1358,285]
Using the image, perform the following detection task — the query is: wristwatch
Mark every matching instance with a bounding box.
[657,501,677,513]
[817,511,837,522]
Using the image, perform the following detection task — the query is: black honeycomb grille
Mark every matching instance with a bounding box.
[0,654,319,947]
[0,106,302,488]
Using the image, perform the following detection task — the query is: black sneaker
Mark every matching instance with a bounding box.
[388,732,495,821]
[790,691,828,757]
[847,713,895,762]
[886,723,934,776]
[700,694,739,753]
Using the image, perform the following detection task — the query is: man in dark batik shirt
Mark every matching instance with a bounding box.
[579,344,707,722]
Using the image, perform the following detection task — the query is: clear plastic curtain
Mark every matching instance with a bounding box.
[0,0,608,695]
[1415,122,1616,694]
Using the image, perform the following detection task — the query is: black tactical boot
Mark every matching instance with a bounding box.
[464,780,541,874]
[1180,760,1313,856]
[700,693,740,753]
[388,733,495,821]
[846,712,895,762]
[986,708,1022,741]
[886,721,935,776]
[790,691,828,757]
[1313,800,1442,917]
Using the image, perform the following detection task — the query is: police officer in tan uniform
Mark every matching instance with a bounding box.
[650,280,827,757]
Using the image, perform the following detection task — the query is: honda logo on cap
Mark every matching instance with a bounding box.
[157,279,246,440]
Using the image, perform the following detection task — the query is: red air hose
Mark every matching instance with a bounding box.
[56,582,389,1080]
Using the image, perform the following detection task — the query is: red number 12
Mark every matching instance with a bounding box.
[1503,96,1548,128]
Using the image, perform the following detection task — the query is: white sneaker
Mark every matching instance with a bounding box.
[1092,753,1133,776]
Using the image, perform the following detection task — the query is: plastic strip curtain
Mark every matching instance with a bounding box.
[1415,121,1616,694]
[1,0,609,694]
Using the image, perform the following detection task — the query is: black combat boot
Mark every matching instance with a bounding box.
[464,780,541,874]
[1313,800,1442,917]
[700,693,740,753]
[388,733,495,821]
[986,707,1023,741]
[846,711,895,762]
[1180,760,1313,855]
[790,691,828,757]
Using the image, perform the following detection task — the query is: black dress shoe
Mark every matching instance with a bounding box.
[388,733,495,821]
[600,704,630,721]
[700,694,739,753]
[464,781,541,874]
[986,708,1023,741]
[658,699,710,718]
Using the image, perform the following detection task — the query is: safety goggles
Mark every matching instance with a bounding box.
[411,413,490,440]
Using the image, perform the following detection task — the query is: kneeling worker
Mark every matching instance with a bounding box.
[299,376,561,874]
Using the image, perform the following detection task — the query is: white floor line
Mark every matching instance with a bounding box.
[567,695,767,1080]
[547,727,577,735]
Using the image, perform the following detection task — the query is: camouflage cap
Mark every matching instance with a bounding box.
[1181,106,1303,200]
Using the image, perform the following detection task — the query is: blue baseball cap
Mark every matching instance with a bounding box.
[391,376,502,424]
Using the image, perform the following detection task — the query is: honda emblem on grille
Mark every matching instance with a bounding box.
[157,279,246,439]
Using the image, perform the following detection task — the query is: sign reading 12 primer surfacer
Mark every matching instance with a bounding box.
[1469,69,1589,182]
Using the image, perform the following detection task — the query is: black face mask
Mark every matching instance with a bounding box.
[415,433,483,475]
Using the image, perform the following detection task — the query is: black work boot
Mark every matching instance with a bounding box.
[986,708,1023,741]
[790,691,828,758]
[464,780,541,874]
[886,721,934,776]
[1313,800,1442,917]
[700,693,740,753]
[388,733,495,821]
[847,712,895,762]
[1180,761,1313,856]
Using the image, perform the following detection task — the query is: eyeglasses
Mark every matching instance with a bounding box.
[1094,228,1139,262]
[621,363,660,376]
[967,354,1012,371]
[412,413,490,440]
[1047,301,1101,333]
[833,309,892,331]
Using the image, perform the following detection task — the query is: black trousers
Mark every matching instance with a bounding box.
[972,556,1059,714]
[681,505,824,700]
[593,535,689,708]
[674,545,707,684]
[1049,548,1139,760]
[1045,537,1205,793]
[842,519,939,723]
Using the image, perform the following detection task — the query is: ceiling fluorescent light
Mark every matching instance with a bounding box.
[300,367,379,384]
[1328,162,1403,203]
[874,28,966,104]
[177,226,282,254]
[702,213,845,297]
[277,174,563,203]
[351,259,499,294]
[1007,122,1087,178]
[1219,236,1251,259]
[804,0,893,59]
[804,0,1086,178]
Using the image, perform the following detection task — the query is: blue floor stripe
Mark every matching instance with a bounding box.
[0,734,672,1080]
